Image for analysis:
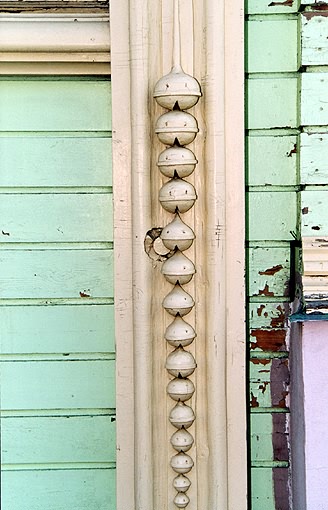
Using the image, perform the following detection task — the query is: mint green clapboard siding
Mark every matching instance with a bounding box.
[302,13,328,66]
[0,305,114,354]
[302,73,328,126]
[0,77,115,510]
[0,137,112,187]
[246,0,299,14]
[2,471,115,510]
[300,133,328,185]
[302,191,328,236]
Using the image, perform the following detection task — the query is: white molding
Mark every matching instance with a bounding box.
[302,237,328,303]
[0,13,110,69]
[112,0,246,508]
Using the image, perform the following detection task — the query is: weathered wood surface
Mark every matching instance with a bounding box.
[248,247,291,297]
[0,304,115,354]
[248,192,297,241]
[300,133,328,184]
[302,73,328,126]
[302,191,328,236]
[246,20,298,73]
[0,137,112,187]
[2,415,115,464]
[0,194,113,242]
[250,413,289,462]
[247,78,299,129]
[302,13,328,66]
[251,467,290,510]
[2,470,115,510]
[1,360,115,410]
[0,79,111,131]
[250,358,290,409]
[249,302,288,329]
[0,249,113,298]
[247,136,298,186]
[246,0,300,15]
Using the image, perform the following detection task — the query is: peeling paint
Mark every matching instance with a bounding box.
[258,284,275,297]
[250,329,287,351]
[268,0,293,6]
[250,392,259,408]
[259,265,283,276]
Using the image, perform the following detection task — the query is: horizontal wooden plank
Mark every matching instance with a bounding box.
[2,469,115,510]
[2,415,115,464]
[0,194,113,243]
[0,304,114,354]
[301,133,328,184]
[248,192,297,241]
[1,360,115,410]
[249,302,289,328]
[247,78,299,129]
[247,136,298,186]
[0,79,111,131]
[250,358,289,409]
[302,73,328,126]
[0,137,112,187]
[0,250,113,299]
[302,190,328,236]
[250,413,289,463]
[247,20,298,73]
[246,0,300,14]
[248,247,290,297]
[250,328,288,353]
[251,467,290,510]
[302,13,328,66]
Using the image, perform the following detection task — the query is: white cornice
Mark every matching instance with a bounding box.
[0,13,110,70]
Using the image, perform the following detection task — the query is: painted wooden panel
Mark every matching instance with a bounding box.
[249,302,288,329]
[0,79,111,132]
[248,247,291,297]
[250,413,289,463]
[251,468,290,510]
[2,416,115,464]
[1,470,115,510]
[248,192,297,241]
[0,194,113,242]
[1,360,115,410]
[246,0,300,15]
[0,305,115,354]
[302,191,328,236]
[302,73,328,126]
[0,250,113,299]
[247,136,298,186]
[247,78,299,129]
[0,137,112,187]
[250,358,289,409]
[247,20,298,73]
[250,328,288,353]
[300,133,328,184]
[302,13,328,66]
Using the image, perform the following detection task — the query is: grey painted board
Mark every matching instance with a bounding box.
[1,470,115,510]
[0,137,112,187]
[0,250,113,299]
[1,360,115,410]
[0,194,113,242]
[2,416,116,464]
[0,305,115,354]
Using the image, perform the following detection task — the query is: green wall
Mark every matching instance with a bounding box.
[0,77,115,509]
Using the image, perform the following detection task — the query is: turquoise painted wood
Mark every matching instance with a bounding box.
[251,414,275,462]
[0,305,115,354]
[0,194,113,242]
[247,136,298,186]
[0,137,112,187]
[247,20,298,73]
[251,467,289,510]
[0,79,112,131]
[248,247,291,298]
[0,250,113,298]
[302,73,328,126]
[249,302,288,329]
[248,192,297,241]
[0,77,115,509]
[2,416,116,464]
[246,0,300,14]
[247,78,299,129]
[302,14,328,66]
[301,190,328,236]
[300,133,328,184]
[2,470,115,510]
